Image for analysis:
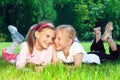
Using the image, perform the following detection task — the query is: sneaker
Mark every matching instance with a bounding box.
[101,22,113,41]
[8,25,24,44]
[2,48,18,62]
[8,25,18,33]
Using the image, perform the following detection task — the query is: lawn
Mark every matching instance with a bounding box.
[0,42,120,80]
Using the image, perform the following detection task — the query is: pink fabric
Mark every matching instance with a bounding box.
[2,48,18,61]
[33,23,54,31]
[16,42,53,69]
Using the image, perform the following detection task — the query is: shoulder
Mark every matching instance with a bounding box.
[70,42,87,54]
[20,42,28,49]
[21,42,27,46]
[71,42,83,48]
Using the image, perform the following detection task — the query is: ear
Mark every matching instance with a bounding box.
[68,38,73,45]
[35,31,39,38]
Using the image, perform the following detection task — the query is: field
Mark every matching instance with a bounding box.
[0,42,120,80]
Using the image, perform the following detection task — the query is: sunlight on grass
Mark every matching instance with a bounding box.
[0,42,120,80]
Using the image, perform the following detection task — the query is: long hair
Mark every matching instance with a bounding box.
[27,21,55,54]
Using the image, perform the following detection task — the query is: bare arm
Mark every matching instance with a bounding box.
[51,44,57,64]
[51,44,63,64]
[73,52,83,67]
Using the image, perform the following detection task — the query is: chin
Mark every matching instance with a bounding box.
[56,47,61,51]
[43,45,49,49]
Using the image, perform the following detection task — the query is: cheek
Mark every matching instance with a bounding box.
[54,39,59,44]
[51,31,55,36]
[60,39,67,47]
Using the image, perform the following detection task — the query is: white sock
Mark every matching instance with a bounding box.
[6,42,19,54]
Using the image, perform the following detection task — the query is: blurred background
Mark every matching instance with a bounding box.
[0,0,120,42]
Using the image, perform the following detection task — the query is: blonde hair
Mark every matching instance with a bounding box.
[27,21,55,54]
[56,25,76,41]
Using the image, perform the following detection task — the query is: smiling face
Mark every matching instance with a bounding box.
[35,28,55,50]
[54,29,72,51]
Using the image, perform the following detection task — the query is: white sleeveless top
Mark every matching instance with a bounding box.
[56,42,101,64]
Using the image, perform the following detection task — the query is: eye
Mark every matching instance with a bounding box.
[52,37,55,40]
[58,37,61,40]
[46,35,50,38]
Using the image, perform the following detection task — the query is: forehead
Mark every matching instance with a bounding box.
[41,28,54,32]
[55,29,68,37]
[39,28,55,35]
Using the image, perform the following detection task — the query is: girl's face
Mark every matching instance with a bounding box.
[35,28,55,50]
[54,30,72,51]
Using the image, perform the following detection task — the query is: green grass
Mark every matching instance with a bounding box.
[0,42,120,80]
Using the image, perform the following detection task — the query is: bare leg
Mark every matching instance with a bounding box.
[6,25,24,54]
[107,38,117,51]
[101,22,113,41]
[101,22,117,51]
[6,42,19,54]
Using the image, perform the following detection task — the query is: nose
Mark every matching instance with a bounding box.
[48,37,53,44]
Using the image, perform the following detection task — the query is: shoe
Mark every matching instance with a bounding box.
[101,22,113,41]
[2,48,18,62]
[8,25,18,33]
[8,25,24,44]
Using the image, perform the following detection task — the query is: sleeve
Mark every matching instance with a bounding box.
[16,42,28,69]
[71,42,87,56]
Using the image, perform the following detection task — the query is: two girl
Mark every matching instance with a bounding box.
[2,21,120,69]
[2,23,100,69]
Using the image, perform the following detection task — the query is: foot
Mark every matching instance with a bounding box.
[101,22,113,41]
[8,25,24,44]
[8,25,18,34]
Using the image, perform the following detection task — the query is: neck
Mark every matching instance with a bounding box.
[63,46,71,58]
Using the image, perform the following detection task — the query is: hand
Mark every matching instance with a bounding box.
[69,66,75,70]
[35,66,43,72]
